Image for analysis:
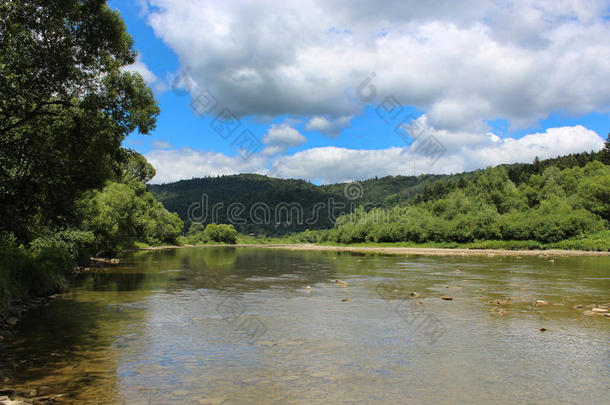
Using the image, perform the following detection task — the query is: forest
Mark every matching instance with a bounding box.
[150,148,610,249]
[320,157,610,250]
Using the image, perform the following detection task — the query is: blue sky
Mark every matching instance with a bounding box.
[114,1,610,184]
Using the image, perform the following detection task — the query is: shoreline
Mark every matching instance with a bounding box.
[129,243,610,257]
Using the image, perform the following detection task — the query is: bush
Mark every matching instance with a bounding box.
[293,229,321,243]
[29,229,96,263]
[184,223,238,244]
[0,242,70,312]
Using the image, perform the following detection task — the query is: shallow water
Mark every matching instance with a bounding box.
[1,247,609,404]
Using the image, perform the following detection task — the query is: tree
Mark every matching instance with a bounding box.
[601,133,610,165]
[0,0,160,241]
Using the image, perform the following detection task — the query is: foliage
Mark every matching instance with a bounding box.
[184,223,238,245]
[78,178,183,254]
[0,0,160,242]
[321,161,609,247]
[0,239,72,311]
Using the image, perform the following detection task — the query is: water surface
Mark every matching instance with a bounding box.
[1,247,609,404]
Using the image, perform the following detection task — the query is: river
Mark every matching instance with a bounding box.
[1,247,608,404]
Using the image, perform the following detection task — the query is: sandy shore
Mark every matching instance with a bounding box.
[132,243,610,257]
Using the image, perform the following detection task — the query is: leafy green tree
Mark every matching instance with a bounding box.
[204,224,238,244]
[0,0,160,241]
[78,180,183,254]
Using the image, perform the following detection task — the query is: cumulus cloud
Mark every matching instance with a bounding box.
[268,125,604,183]
[261,122,307,156]
[147,125,605,184]
[305,115,353,138]
[146,148,268,184]
[143,0,610,131]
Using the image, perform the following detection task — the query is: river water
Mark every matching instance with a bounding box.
[1,247,608,404]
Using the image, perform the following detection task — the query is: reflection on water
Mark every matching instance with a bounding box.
[1,247,609,404]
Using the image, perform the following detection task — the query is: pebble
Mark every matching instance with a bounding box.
[440,296,453,301]
[409,292,420,297]
[341,298,349,302]
[539,328,547,332]
[534,300,548,306]
[592,308,608,313]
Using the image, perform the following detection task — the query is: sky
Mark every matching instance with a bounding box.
[114,0,610,184]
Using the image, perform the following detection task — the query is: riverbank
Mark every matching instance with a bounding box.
[132,243,610,257]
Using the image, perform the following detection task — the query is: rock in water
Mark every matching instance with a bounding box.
[440,296,453,301]
[535,300,548,306]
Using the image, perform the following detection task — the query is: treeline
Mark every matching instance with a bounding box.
[0,1,181,311]
[149,172,452,235]
[320,155,610,250]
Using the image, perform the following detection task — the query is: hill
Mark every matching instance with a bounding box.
[149,149,606,237]
[148,173,443,235]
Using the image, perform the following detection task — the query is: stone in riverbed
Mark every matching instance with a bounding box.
[582,310,596,316]
[440,296,453,301]
[592,308,608,313]
[534,300,548,306]
[5,317,18,326]
[409,292,420,297]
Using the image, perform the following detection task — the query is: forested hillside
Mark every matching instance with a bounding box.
[149,148,608,240]
[324,159,609,249]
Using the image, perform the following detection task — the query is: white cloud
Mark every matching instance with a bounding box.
[147,125,605,184]
[144,0,610,132]
[261,122,306,156]
[268,125,604,183]
[146,148,267,184]
[305,115,353,137]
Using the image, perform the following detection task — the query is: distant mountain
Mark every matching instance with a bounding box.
[148,150,603,236]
